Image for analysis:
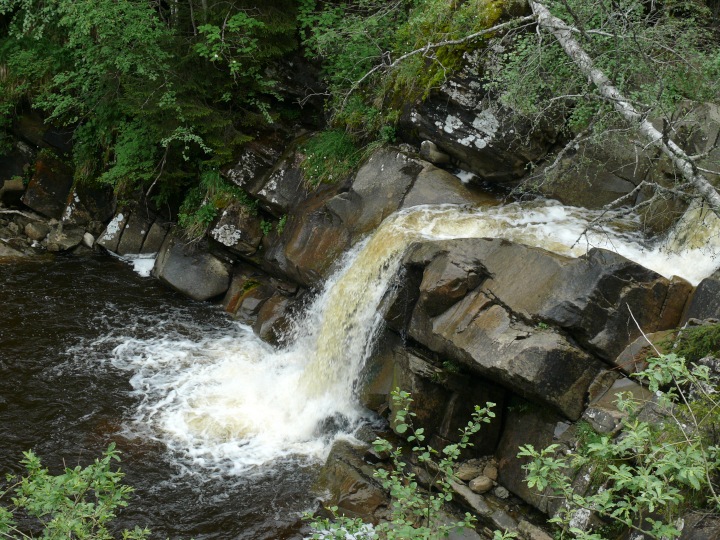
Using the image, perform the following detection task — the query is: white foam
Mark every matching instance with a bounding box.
[118,253,157,277]
[103,199,719,475]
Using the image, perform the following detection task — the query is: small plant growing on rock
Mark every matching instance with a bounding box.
[518,353,720,540]
[307,389,496,539]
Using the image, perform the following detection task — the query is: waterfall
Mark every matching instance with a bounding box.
[107,199,720,474]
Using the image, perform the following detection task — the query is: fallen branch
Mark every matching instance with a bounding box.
[530,1,720,217]
[341,14,536,107]
[0,209,44,221]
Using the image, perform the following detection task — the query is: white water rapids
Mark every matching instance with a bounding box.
[107,199,720,474]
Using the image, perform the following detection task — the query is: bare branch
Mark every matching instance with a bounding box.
[340,15,536,107]
[530,1,720,218]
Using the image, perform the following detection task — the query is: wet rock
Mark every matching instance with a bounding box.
[153,234,231,301]
[24,221,49,241]
[0,177,25,206]
[62,184,115,226]
[97,212,129,253]
[496,405,562,512]
[253,293,295,345]
[317,440,388,521]
[683,275,720,322]
[419,140,451,165]
[386,238,691,390]
[469,475,493,494]
[385,336,506,455]
[0,241,24,257]
[264,197,352,286]
[45,225,84,252]
[21,154,74,219]
[456,463,484,482]
[210,202,263,256]
[140,220,170,254]
[82,232,95,249]
[117,210,153,255]
[475,245,690,362]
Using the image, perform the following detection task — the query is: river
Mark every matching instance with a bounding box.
[1,199,718,538]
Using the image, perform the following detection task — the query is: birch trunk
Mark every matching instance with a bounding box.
[529,1,720,215]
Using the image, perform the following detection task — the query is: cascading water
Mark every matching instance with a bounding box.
[105,198,720,474]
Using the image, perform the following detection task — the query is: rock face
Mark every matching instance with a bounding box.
[264,146,496,286]
[367,331,506,454]
[537,135,648,208]
[224,134,309,217]
[382,238,690,419]
[317,441,388,521]
[152,234,231,301]
[22,154,74,219]
[210,202,263,256]
[97,208,170,255]
[398,52,558,184]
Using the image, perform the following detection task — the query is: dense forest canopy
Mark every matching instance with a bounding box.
[1,0,720,230]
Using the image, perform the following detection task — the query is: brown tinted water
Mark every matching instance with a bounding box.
[0,253,317,539]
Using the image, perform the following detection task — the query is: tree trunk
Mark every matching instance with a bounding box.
[530,1,720,216]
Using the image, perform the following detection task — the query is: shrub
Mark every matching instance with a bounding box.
[0,443,150,540]
[519,353,720,540]
[307,389,497,539]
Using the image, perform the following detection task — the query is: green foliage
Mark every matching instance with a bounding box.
[178,168,256,239]
[490,0,720,135]
[519,353,720,540]
[0,443,150,540]
[307,389,496,539]
[276,215,287,235]
[671,323,720,363]
[0,0,299,210]
[298,0,508,140]
[300,130,363,185]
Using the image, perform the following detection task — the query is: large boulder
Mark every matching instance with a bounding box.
[317,440,388,522]
[253,292,297,345]
[152,234,231,301]
[264,146,494,286]
[382,239,691,418]
[0,177,25,207]
[224,136,287,195]
[21,154,74,219]
[398,52,558,184]
[535,134,648,208]
[209,202,263,256]
[401,164,499,209]
[61,183,115,228]
[45,224,84,252]
[97,211,129,252]
[682,271,720,322]
[116,210,154,255]
[366,331,506,455]
[254,149,309,216]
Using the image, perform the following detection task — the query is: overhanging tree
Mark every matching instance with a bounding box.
[305,0,720,218]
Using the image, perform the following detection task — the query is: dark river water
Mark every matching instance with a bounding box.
[0,253,318,539]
